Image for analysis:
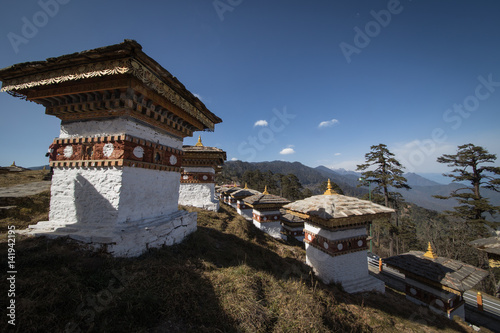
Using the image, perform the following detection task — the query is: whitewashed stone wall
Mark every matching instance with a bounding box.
[178,166,218,211]
[60,118,182,149]
[253,220,282,238]
[179,183,219,211]
[252,210,282,238]
[305,244,368,283]
[49,166,180,226]
[304,222,384,293]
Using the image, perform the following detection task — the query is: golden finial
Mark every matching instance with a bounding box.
[324,179,337,195]
[195,135,203,147]
[244,183,249,189]
[423,242,438,259]
[263,185,269,195]
[11,161,16,167]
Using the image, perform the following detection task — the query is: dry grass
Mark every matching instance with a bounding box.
[0,170,51,238]
[0,192,479,332]
[0,191,50,235]
[0,170,48,187]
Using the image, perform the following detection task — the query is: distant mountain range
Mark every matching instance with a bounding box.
[222,160,500,216]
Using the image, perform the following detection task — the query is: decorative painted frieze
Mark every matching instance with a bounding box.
[252,213,281,223]
[405,283,463,313]
[281,227,304,238]
[48,134,183,171]
[304,230,367,257]
[180,172,215,183]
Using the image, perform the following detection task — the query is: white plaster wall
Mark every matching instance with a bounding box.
[253,220,282,238]
[60,118,182,149]
[118,167,180,223]
[305,223,367,241]
[179,183,218,211]
[182,167,215,174]
[49,167,180,226]
[49,167,122,226]
[253,210,281,216]
[237,207,253,220]
[305,243,369,284]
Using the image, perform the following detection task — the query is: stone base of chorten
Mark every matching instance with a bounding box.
[237,207,253,220]
[21,210,197,257]
[305,244,385,294]
[253,220,282,239]
[340,275,385,294]
[179,183,219,211]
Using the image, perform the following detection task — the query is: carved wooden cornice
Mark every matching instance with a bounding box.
[0,40,222,132]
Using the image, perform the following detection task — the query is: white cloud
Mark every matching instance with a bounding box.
[318,119,339,128]
[231,157,238,161]
[392,140,456,173]
[254,120,268,127]
[280,148,295,155]
[193,93,202,100]
[334,153,341,156]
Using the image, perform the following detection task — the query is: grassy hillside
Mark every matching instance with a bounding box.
[0,201,480,332]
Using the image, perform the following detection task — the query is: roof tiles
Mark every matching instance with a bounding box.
[283,194,394,221]
[384,251,489,292]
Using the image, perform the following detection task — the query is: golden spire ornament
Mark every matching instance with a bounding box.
[263,185,269,195]
[323,179,337,195]
[423,242,438,259]
[244,183,249,189]
[195,135,203,147]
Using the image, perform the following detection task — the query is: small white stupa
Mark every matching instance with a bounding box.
[283,180,394,293]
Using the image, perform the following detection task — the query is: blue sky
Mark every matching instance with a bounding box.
[1,0,499,174]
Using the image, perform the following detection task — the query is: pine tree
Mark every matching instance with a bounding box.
[356,144,411,207]
[434,143,500,224]
[280,174,303,201]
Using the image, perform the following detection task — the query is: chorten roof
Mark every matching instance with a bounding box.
[280,211,305,224]
[384,250,489,293]
[283,194,394,227]
[221,186,241,195]
[182,136,227,168]
[0,39,222,134]
[230,188,261,199]
[470,236,500,256]
[243,193,290,208]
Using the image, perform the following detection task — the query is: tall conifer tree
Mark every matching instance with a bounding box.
[356,144,410,207]
[434,143,500,224]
